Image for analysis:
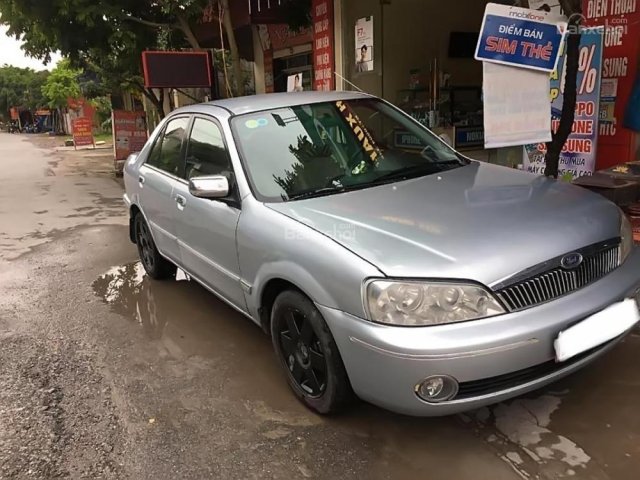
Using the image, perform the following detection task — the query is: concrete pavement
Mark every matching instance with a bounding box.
[0,131,638,479]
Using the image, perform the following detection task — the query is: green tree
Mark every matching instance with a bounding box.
[41,59,81,108]
[0,0,313,110]
[0,65,49,118]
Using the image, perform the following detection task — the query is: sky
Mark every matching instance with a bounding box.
[0,26,61,71]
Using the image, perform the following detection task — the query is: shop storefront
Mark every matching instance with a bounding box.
[250,0,639,168]
[337,0,489,160]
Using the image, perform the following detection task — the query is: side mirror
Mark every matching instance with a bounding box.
[188,175,230,199]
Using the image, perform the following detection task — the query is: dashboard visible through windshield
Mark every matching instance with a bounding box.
[231,98,467,202]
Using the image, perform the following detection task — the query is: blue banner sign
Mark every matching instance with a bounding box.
[523,29,604,180]
[475,3,567,72]
[454,126,484,150]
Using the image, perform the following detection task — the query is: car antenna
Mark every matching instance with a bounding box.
[333,72,365,93]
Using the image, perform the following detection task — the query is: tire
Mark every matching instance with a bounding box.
[270,290,354,414]
[134,213,176,280]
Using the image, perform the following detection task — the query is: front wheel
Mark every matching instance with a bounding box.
[270,290,354,414]
[134,213,176,280]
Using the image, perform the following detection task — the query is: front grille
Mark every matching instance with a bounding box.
[456,339,615,400]
[495,242,620,312]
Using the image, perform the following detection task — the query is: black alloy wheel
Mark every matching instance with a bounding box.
[271,290,353,414]
[279,307,327,397]
[134,213,176,280]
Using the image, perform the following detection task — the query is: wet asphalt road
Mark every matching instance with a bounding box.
[0,132,639,480]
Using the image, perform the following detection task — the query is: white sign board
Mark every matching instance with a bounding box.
[482,62,552,148]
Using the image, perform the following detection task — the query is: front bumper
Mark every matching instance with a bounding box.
[320,248,640,416]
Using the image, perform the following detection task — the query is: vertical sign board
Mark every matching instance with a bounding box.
[524,31,604,179]
[112,110,148,171]
[584,0,640,167]
[475,3,568,72]
[72,117,94,148]
[312,0,335,91]
[355,17,374,73]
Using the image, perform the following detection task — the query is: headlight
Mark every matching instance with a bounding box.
[620,211,633,265]
[365,280,505,326]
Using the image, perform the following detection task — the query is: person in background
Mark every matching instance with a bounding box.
[355,45,369,73]
[293,74,304,92]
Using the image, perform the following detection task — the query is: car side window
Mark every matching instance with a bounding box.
[184,118,233,180]
[146,117,190,176]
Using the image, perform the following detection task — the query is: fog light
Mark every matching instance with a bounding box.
[415,375,459,403]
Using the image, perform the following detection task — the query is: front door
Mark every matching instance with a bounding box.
[172,115,246,311]
[138,116,190,263]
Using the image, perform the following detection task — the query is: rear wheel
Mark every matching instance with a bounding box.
[271,290,353,414]
[134,213,176,280]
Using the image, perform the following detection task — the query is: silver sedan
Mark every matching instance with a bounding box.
[123,91,640,416]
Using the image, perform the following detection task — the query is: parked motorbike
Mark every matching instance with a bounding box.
[8,121,21,134]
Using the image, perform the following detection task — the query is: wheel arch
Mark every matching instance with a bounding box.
[258,277,313,335]
[129,204,142,243]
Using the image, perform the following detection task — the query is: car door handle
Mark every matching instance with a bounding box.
[175,194,186,210]
[138,175,145,186]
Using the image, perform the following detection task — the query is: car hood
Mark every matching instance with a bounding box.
[267,162,622,287]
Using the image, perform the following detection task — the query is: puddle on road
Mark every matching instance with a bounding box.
[92,262,297,409]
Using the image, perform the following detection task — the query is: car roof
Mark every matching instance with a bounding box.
[173,90,375,117]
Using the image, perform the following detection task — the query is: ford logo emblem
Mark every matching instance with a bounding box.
[561,253,583,269]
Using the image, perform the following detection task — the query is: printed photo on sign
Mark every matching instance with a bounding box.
[355,16,374,73]
[287,73,305,92]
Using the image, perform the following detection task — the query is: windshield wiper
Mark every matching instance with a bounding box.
[371,164,446,184]
[287,185,368,201]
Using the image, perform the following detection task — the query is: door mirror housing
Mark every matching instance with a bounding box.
[189,175,230,199]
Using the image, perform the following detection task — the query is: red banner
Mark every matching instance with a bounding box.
[72,117,94,148]
[312,0,335,91]
[584,0,640,167]
[112,111,148,161]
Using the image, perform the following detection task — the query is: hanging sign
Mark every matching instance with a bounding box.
[482,62,552,148]
[475,3,568,72]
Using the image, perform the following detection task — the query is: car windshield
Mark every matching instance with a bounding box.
[231,98,467,202]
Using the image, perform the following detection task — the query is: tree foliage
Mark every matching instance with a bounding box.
[0,0,314,109]
[41,59,81,108]
[0,65,49,116]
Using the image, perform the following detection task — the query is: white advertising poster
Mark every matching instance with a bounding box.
[483,62,552,148]
[355,16,374,73]
[287,72,305,92]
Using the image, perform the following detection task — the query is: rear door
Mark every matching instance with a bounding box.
[138,116,190,264]
[172,115,246,311]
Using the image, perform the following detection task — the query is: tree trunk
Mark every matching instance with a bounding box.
[220,0,245,96]
[137,84,166,120]
[177,14,203,51]
[543,21,582,178]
